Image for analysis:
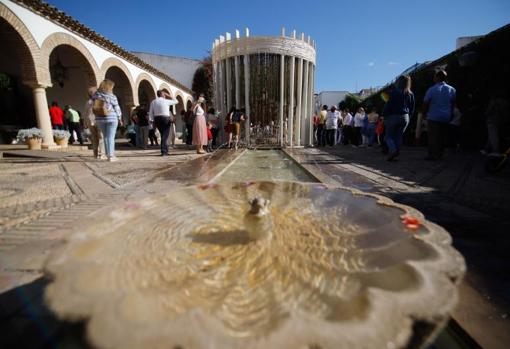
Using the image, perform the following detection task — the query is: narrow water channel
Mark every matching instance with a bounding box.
[215,149,318,183]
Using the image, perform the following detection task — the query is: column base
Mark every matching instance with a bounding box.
[42,143,61,150]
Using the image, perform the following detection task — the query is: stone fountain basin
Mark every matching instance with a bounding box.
[44,181,465,349]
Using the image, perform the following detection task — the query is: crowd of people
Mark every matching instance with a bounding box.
[46,69,506,165]
[313,70,460,162]
[48,80,221,161]
[314,105,384,148]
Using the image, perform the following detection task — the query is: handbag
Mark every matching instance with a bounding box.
[92,98,108,117]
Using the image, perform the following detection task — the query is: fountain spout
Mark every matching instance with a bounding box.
[245,197,272,240]
[248,197,271,216]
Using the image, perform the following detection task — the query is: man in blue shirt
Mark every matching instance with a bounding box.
[422,70,456,160]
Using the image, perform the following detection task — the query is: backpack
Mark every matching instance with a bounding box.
[92,98,108,117]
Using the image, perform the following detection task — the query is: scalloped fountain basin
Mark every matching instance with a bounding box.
[44,181,465,349]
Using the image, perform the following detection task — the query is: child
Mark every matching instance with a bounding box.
[206,122,213,152]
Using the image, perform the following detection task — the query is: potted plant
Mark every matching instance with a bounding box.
[53,129,70,147]
[17,128,43,150]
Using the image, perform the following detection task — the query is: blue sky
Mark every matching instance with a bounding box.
[48,0,510,92]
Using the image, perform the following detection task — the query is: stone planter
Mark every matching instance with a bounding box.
[55,138,68,148]
[26,137,42,150]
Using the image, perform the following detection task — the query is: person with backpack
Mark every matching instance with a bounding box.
[92,79,123,162]
[84,87,105,159]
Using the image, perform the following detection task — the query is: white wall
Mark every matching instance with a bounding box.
[132,52,201,90]
[317,91,348,110]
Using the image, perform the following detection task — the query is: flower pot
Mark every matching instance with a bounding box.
[56,138,68,148]
[26,137,42,150]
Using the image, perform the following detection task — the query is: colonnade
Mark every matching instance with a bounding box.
[212,28,316,147]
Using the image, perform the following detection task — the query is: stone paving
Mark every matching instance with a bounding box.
[287,145,510,349]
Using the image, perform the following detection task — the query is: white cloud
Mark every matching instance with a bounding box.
[388,61,400,66]
[367,62,375,67]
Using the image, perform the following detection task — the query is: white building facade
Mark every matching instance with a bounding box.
[0,0,193,147]
[212,28,316,147]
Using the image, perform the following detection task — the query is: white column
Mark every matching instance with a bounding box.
[244,54,250,145]
[234,57,240,109]
[218,60,225,114]
[296,58,303,146]
[213,60,218,110]
[279,54,285,146]
[226,58,232,112]
[308,63,315,146]
[302,60,309,146]
[33,85,55,148]
[288,55,295,147]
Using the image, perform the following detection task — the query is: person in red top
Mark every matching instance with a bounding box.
[49,101,64,130]
[206,122,213,153]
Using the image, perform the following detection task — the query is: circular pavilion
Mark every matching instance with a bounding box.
[212,28,316,147]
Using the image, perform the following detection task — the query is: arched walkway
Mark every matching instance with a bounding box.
[159,83,173,98]
[104,66,135,123]
[0,16,38,142]
[40,32,99,88]
[100,58,136,97]
[44,44,98,119]
[137,80,156,109]
[0,4,41,85]
[135,73,157,106]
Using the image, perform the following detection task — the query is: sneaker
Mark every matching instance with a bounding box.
[108,156,119,162]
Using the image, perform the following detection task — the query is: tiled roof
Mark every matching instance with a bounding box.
[13,0,193,94]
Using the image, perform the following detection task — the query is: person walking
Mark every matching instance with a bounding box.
[192,98,208,154]
[148,118,158,146]
[382,75,415,161]
[184,108,195,146]
[353,107,366,146]
[484,91,510,154]
[225,107,235,148]
[312,113,319,144]
[342,109,353,145]
[148,90,178,156]
[207,108,219,148]
[65,105,83,145]
[422,70,456,160]
[84,87,105,159]
[206,122,214,152]
[317,105,328,147]
[232,108,245,150]
[375,116,384,146]
[325,106,340,146]
[49,102,64,130]
[168,106,177,149]
[367,107,379,146]
[136,106,150,149]
[92,79,122,161]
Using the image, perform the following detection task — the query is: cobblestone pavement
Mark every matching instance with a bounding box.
[0,144,201,232]
[287,145,510,349]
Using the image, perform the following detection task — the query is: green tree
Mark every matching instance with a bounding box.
[192,54,213,104]
[343,93,362,112]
